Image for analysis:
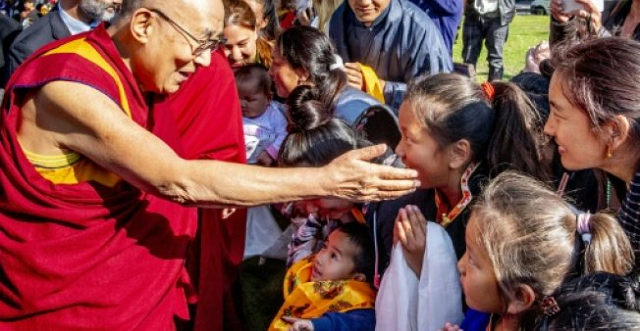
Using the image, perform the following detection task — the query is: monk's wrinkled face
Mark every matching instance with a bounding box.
[135,0,223,94]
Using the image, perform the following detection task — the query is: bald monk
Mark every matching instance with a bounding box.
[0,0,418,328]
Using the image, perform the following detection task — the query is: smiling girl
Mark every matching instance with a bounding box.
[454,171,633,331]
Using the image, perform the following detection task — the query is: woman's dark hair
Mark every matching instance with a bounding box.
[278,85,368,167]
[224,0,273,67]
[535,272,640,331]
[551,37,640,156]
[249,0,280,41]
[275,26,347,110]
[336,222,375,285]
[234,63,272,96]
[405,73,549,180]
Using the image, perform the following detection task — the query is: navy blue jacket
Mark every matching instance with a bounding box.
[7,6,70,78]
[329,0,452,109]
[409,0,463,53]
[312,309,375,331]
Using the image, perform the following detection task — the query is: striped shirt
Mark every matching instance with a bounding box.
[618,170,640,252]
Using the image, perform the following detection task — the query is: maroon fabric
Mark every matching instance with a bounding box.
[157,50,248,331]
[0,26,196,330]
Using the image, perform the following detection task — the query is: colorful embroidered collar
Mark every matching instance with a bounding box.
[435,162,480,228]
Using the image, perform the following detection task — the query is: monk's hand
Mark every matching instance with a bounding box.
[320,144,419,202]
[395,205,427,277]
[343,62,364,90]
[282,316,314,331]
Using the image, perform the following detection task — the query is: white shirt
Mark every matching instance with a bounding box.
[243,101,288,164]
[475,0,499,15]
[58,2,96,35]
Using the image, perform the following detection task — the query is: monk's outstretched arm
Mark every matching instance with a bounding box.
[21,81,419,207]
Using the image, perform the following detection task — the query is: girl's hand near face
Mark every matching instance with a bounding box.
[394,205,427,277]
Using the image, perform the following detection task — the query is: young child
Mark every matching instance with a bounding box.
[277,85,370,267]
[448,171,634,331]
[235,63,287,166]
[268,222,377,331]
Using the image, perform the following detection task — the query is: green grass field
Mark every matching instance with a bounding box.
[452,14,551,82]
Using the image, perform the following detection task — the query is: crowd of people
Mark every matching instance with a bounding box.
[1,0,640,330]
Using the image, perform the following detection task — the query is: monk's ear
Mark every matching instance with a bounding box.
[130,9,154,44]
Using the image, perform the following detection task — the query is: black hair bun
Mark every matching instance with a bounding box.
[286,85,331,132]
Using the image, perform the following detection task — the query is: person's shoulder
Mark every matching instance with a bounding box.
[266,101,287,119]
[394,0,439,31]
[10,12,57,53]
[337,87,379,107]
[328,2,349,34]
[367,189,436,221]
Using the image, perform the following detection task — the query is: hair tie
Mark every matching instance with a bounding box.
[329,54,344,71]
[540,296,561,317]
[577,212,592,244]
[481,81,495,102]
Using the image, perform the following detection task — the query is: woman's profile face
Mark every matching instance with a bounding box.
[269,48,307,98]
[544,74,608,170]
[223,24,259,69]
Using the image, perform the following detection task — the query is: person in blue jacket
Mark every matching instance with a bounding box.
[329,0,453,110]
[408,0,463,54]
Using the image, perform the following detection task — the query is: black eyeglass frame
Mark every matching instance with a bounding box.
[147,8,226,56]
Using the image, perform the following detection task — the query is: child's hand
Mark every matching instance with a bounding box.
[257,151,275,167]
[438,322,464,331]
[394,205,427,277]
[282,316,314,331]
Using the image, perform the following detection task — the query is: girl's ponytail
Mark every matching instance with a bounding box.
[582,212,634,275]
[487,81,549,181]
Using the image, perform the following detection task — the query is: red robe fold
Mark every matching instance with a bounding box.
[155,50,248,331]
[0,25,196,330]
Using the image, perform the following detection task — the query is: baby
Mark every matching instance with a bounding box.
[269,222,376,331]
[235,64,287,166]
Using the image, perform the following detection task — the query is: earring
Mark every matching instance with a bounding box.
[606,145,613,158]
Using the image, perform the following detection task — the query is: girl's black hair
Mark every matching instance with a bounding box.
[275,26,347,112]
[510,72,551,120]
[234,63,272,96]
[278,85,369,167]
[535,272,640,331]
[337,222,375,285]
[405,73,549,181]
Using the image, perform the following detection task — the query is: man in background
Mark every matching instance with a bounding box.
[462,0,515,81]
[6,0,121,77]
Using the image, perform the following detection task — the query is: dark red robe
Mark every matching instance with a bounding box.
[155,50,248,331]
[0,25,196,330]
